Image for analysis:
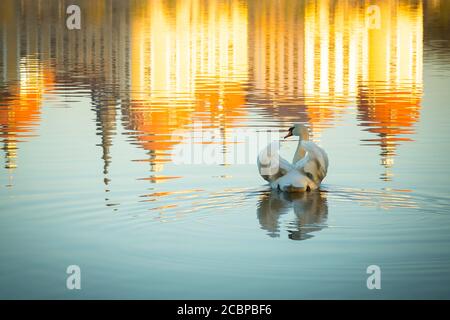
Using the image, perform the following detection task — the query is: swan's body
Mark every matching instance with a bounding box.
[257,124,328,192]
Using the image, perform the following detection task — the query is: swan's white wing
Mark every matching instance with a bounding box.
[257,141,293,183]
[294,141,328,185]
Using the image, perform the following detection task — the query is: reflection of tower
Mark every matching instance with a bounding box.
[88,1,131,188]
[93,95,117,186]
[358,0,423,181]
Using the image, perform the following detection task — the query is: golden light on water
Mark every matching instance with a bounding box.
[251,0,423,142]
[130,0,248,109]
[0,0,426,181]
[128,0,248,173]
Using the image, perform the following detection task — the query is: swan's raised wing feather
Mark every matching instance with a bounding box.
[294,141,328,185]
[257,141,293,183]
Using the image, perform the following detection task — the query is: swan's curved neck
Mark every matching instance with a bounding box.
[293,131,309,164]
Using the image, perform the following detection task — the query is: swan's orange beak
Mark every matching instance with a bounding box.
[284,127,294,139]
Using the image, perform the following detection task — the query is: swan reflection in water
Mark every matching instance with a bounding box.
[256,190,328,241]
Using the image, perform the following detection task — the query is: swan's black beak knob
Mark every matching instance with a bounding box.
[284,127,294,139]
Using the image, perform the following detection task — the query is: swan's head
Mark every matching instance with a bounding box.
[284,124,309,139]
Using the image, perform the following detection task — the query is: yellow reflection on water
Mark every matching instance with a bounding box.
[127,0,248,176]
[251,0,423,140]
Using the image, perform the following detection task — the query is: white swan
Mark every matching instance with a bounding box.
[257,124,328,192]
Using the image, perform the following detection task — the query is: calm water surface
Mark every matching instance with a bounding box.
[1,0,450,299]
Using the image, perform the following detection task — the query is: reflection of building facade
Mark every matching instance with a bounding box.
[0,1,53,173]
[248,0,361,138]
[0,0,130,186]
[358,0,423,180]
[247,0,310,127]
[1,0,426,185]
[55,1,131,183]
[126,0,248,174]
[249,0,423,180]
